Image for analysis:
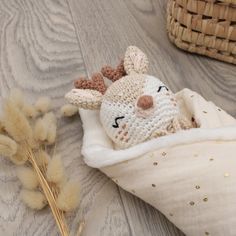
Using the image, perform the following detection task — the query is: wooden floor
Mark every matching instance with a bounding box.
[0,0,235,235]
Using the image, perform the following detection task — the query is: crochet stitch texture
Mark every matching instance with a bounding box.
[66,46,192,148]
[100,74,180,148]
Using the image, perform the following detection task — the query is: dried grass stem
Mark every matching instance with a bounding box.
[26,147,69,236]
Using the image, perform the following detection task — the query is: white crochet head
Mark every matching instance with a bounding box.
[66,46,180,148]
[100,74,179,148]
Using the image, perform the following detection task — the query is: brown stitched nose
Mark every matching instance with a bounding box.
[137,95,154,110]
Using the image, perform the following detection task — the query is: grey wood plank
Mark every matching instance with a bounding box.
[0,0,130,235]
[67,0,236,235]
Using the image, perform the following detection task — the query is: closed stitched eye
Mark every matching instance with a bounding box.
[112,116,125,128]
[157,86,169,92]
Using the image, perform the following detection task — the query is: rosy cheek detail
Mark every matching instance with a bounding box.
[114,123,129,142]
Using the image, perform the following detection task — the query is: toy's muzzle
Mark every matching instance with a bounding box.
[137,95,154,110]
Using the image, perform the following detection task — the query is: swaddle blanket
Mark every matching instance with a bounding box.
[79,88,236,236]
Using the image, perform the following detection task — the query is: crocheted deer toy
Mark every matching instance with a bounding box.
[66,46,192,148]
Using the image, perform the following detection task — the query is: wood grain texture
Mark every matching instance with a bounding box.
[66,0,236,235]
[0,0,130,236]
[0,0,235,235]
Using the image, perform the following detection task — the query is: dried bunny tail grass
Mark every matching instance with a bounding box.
[35,96,51,113]
[34,113,57,144]
[20,189,47,210]
[10,155,27,165]
[34,118,47,142]
[9,88,24,109]
[29,138,40,149]
[44,112,56,124]
[10,143,29,165]
[22,103,39,119]
[47,124,57,145]
[46,155,65,184]
[60,104,78,117]
[27,149,69,235]
[17,166,39,189]
[0,134,18,157]
[2,100,33,142]
[34,150,50,169]
[56,180,80,212]
[44,112,57,144]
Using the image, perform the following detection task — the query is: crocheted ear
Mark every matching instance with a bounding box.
[124,46,149,75]
[65,89,103,110]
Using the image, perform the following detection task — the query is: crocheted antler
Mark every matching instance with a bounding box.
[74,73,107,95]
[65,73,106,110]
[67,59,127,110]
[101,60,127,82]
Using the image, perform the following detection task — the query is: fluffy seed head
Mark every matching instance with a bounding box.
[2,100,33,142]
[46,155,65,184]
[43,112,56,124]
[34,118,48,142]
[46,124,57,145]
[35,97,51,113]
[20,189,47,210]
[34,113,57,144]
[60,104,78,117]
[17,166,39,189]
[9,143,29,165]
[22,103,39,119]
[43,112,57,144]
[0,134,18,157]
[34,150,50,168]
[56,180,80,211]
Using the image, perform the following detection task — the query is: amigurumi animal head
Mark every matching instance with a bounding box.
[66,46,186,148]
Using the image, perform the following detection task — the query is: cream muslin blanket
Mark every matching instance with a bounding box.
[79,88,236,236]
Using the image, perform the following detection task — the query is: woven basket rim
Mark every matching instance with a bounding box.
[175,0,236,22]
[206,0,236,4]
[169,3,236,41]
[167,0,236,64]
[205,0,236,5]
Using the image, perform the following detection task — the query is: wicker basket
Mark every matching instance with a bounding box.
[167,0,236,64]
